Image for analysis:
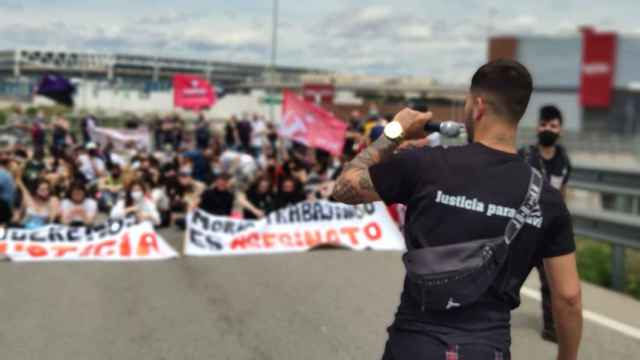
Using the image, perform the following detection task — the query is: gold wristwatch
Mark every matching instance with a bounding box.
[383,121,405,143]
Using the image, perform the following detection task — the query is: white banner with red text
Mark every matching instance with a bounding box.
[184,201,406,256]
[0,218,178,262]
[88,126,153,152]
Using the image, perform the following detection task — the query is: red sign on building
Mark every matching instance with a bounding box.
[580,28,617,108]
[173,74,216,110]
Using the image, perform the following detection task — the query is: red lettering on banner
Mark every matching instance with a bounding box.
[294,232,304,247]
[137,233,159,256]
[94,240,117,257]
[340,227,360,245]
[27,245,47,257]
[231,236,248,250]
[304,230,322,247]
[80,244,94,257]
[279,233,293,247]
[247,232,260,248]
[364,222,382,241]
[53,246,77,257]
[120,233,131,257]
[263,233,276,248]
[326,229,340,244]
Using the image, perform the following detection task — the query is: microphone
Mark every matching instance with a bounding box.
[424,121,464,138]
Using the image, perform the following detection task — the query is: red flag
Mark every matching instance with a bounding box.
[173,74,216,110]
[280,90,347,156]
[580,28,617,108]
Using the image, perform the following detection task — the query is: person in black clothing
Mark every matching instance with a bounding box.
[242,177,274,219]
[332,60,582,360]
[272,177,306,210]
[519,105,572,343]
[195,114,211,150]
[198,173,234,216]
[236,116,253,154]
[224,116,239,149]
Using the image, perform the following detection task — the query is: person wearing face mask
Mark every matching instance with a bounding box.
[519,105,572,343]
[110,180,160,225]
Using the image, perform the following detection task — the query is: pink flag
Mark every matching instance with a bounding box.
[280,90,347,156]
[173,74,216,110]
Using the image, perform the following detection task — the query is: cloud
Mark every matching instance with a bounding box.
[0,0,22,11]
[134,10,203,26]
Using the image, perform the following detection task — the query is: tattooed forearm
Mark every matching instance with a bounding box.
[331,136,400,204]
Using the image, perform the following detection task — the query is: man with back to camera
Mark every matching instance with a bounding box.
[331,59,582,360]
[519,105,572,342]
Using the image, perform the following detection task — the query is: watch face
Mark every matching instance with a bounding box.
[385,121,403,139]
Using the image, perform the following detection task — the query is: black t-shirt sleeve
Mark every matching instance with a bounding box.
[369,148,430,205]
[541,194,576,258]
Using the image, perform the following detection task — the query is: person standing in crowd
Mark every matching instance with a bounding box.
[51,116,71,159]
[195,114,211,150]
[60,182,98,226]
[31,111,47,154]
[110,180,160,225]
[332,60,581,360]
[250,114,267,157]
[519,104,573,342]
[236,114,253,154]
[81,114,97,145]
[198,173,235,216]
[0,149,16,225]
[17,178,59,229]
[224,116,240,150]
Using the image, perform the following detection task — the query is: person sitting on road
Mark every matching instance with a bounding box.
[110,180,160,225]
[198,173,235,217]
[17,177,59,229]
[60,181,98,227]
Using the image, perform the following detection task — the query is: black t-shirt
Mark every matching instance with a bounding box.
[369,143,575,349]
[244,190,274,219]
[519,145,572,191]
[199,188,234,216]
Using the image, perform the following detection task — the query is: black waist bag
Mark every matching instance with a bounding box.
[403,168,543,312]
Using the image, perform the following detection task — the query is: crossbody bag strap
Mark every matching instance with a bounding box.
[504,167,543,245]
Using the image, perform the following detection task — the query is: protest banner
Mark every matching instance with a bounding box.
[88,126,152,151]
[0,217,178,262]
[279,90,347,156]
[184,201,405,256]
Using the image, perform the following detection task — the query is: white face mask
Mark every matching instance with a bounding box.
[131,191,144,201]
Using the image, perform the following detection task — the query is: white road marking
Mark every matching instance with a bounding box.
[521,286,640,341]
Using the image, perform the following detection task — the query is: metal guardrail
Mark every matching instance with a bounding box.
[569,165,640,290]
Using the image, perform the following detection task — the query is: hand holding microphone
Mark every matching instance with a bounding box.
[390,108,464,142]
[424,121,464,138]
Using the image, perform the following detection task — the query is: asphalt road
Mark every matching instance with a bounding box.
[0,232,638,359]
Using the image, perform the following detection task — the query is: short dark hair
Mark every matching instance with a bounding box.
[470,59,533,123]
[539,105,563,125]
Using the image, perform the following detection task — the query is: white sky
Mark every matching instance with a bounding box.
[1,0,638,84]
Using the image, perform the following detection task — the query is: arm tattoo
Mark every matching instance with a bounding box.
[332,137,399,204]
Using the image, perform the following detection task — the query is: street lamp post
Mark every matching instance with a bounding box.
[269,0,279,123]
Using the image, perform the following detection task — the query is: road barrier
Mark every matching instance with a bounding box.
[569,165,640,290]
